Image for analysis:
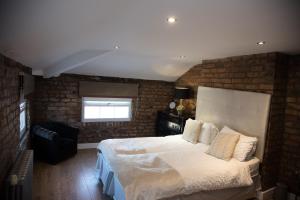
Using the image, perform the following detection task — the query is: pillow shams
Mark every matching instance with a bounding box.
[219,126,258,161]
[182,119,202,144]
[233,134,258,161]
[198,122,219,145]
[206,128,240,160]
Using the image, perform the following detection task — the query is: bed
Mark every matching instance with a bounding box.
[96,86,271,200]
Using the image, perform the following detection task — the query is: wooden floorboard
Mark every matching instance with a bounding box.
[33,149,111,200]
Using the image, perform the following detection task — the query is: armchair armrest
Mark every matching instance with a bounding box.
[31,125,63,164]
[31,123,79,164]
[39,122,79,141]
[32,125,60,141]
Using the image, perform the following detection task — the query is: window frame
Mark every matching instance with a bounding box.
[81,97,132,122]
[19,101,27,139]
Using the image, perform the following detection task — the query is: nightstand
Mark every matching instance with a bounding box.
[155,111,193,137]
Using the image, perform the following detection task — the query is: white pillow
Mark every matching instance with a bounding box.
[198,122,219,145]
[182,119,202,144]
[234,134,257,161]
[206,129,240,161]
[222,126,258,161]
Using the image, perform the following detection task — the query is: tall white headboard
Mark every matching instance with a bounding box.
[196,86,271,160]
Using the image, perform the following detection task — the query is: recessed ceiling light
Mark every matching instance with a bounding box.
[114,45,120,49]
[167,17,177,24]
[256,41,266,45]
[178,55,186,59]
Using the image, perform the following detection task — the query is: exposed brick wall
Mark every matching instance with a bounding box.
[279,55,300,193]
[0,54,32,197]
[32,74,174,143]
[176,52,289,190]
[262,54,289,189]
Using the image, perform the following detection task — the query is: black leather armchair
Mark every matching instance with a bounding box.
[31,122,79,164]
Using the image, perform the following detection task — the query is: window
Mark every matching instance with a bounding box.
[20,102,26,138]
[82,97,132,122]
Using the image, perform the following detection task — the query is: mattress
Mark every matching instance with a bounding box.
[96,135,260,200]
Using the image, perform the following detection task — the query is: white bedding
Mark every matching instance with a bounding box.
[97,135,259,200]
[98,135,193,155]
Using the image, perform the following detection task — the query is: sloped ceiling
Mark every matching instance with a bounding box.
[1,0,300,81]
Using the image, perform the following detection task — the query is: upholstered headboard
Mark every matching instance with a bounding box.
[196,86,271,160]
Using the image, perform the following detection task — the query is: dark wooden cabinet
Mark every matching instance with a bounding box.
[156,111,192,137]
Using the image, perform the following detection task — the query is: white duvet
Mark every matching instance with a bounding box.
[98,135,257,200]
[98,135,194,155]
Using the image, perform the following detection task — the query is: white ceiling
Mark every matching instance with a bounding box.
[1,0,300,81]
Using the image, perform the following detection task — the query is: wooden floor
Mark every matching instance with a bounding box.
[33,149,111,200]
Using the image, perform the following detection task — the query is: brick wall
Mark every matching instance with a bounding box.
[279,55,300,193]
[176,52,289,190]
[32,74,174,143]
[0,54,31,196]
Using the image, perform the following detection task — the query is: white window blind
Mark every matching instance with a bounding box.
[82,97,132,122]
[79,81,138,98]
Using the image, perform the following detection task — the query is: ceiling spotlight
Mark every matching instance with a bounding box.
[178,55,186,59]
[114,45,120,49]
[167,17,177,24]
[256,41,266,46]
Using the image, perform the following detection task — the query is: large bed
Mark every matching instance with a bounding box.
[96,87,271,200]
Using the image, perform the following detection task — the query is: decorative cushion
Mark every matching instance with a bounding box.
[206,127,240,160]
[198,122,219,145]
[233,134,258,162]
[182,119,202,144]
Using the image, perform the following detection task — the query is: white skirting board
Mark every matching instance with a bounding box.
[288,193,300,200]
[257,187,300,200]
[257,187,275,200]
[78,143,98,149]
